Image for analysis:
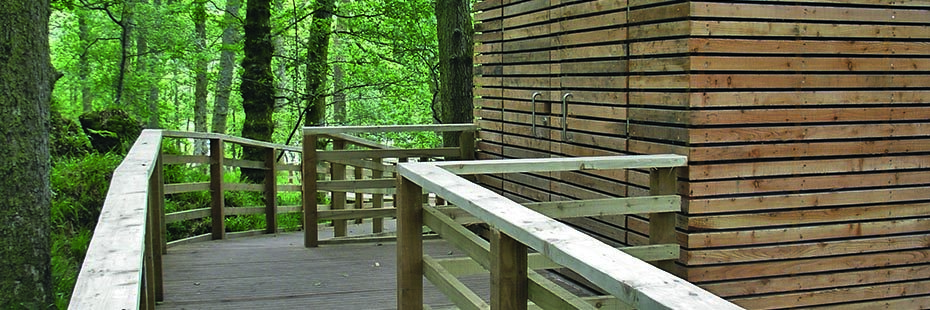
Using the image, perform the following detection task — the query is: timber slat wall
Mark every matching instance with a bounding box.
[474,0,930,309]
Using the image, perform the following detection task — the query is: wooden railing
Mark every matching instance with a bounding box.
[395,156,744,309]
[69,130,303,309]
[301,124,477,247]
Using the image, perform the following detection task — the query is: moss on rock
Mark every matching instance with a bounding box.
[78,109,142,154]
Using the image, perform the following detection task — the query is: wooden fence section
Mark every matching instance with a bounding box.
[396,155,744,309]
[474,0,930,309]
[301,124,478,247]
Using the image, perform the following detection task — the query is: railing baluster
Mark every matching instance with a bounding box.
[490,227,528,310]
[150,153,165,301]
[372,157,384,233]
[210,138,225,240]
[459,129,476,161]
[649,167,679,272]
[332,139,348,237]
[302,134,319,247]
[354,164,364,224]
[397,175,424,310]
[265,147,278,233]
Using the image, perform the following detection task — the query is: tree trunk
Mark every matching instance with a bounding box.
[435,0,474,147]
[114,0,135,106]
[273,0,289,111]
[332,0,347,125]
[241,0,275,183]
[0,0,55,307]
[212,0,241,134]
[193,0,209,155]
[303,0,335,127]
[79,12,93,113]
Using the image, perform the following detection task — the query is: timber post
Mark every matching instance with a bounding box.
[372,157,384,233]
[149,152,165,301]
[303,134,319,247]
[265,147,278,233]
[490,228,528,310]
[210,138,225,240]
[332,138,348,237]
[397,175,424,310]
[649,167,679,272]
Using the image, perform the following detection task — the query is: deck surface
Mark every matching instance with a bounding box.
[157,222,490,309]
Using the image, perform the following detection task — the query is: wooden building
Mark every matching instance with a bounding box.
[473,0,930,308]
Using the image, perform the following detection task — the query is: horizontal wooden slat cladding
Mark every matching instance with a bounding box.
[688,39,930,55]
[686,218,930,248]
[691,2,930,24]
[476,1,930,308]
[693,21,930,39]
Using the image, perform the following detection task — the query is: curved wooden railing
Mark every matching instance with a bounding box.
[395,156,744,309]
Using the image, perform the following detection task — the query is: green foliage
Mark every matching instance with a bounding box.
[49,109,92,158]
[79,109,143,154]
[49,152,123,308]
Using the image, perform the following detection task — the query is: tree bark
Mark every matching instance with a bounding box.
[332,0,348,125]
[212,0,241,134]
[114,0,135,106]
[79,11,93,113]
[303,0,335,127]
[241,0,275,183]
[0,0,55,307]
[193,0,209,155]
[435,0,474,147]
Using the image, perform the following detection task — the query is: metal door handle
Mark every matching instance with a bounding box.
[561,93,573,141]
[531,92,542,138]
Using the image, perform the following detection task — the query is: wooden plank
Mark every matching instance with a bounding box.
[685,217,930,248]
[164,182,210,194]
[318,208,396,221]
[332,140,348,237]
[225,158,266,170]
[303,124,477,135]
[399,163,741,310]
[423,256,489,310]
[688,38,930,56]
[684,234,930,265]
[264,148,277,233]
[692,21,930,39]
[165,208,211,224]
[702,264,930,298]
[687,201,930,230]
[317,148,462,161]
[71,130,163,309]
[162,130,301,152]
[691,2,930,23]
[162,154,210,165]
[317,179,396,191]
[224,183,264,192]
[434,155,687,175]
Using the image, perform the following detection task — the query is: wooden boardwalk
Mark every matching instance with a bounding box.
[158,223,489,309]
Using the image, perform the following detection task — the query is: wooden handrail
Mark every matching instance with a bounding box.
[70,130,164,309]
[396,156,744,310]
[302,123,477,135]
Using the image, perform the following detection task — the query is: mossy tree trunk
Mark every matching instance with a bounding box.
[212,0,241,134]
[240,0,275,183]
[0,0,55,307]
[303,0,335,128]
[435,0,474,147]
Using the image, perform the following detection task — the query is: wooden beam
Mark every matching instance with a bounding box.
[433,155,687,175]
[398,163,740,310]
[423,255,490,310]
[210,138,225,240]
[397,175,425,310]
[162,130,301,152]
[303,134,319,247]
[372,157,386,233]
[491,228,528,310]
[317,178,395,191]
[303,123,477,135]
[163,182,210,194]
[148,154,165,301]
[325,132,398,150]
[317,148,462,161]
[318,208,396,221]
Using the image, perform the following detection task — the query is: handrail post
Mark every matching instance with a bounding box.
[303,134,319,247]
[354,164,364,224]
[332,139,348,237]
[372,157,384,233]
[210,138,225,240]
[397,175,424,310]
[491,227,528,310]
[649,167,679,272]
[459,129,476,161]
[265,147,278,234]
[149,152,165,301]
